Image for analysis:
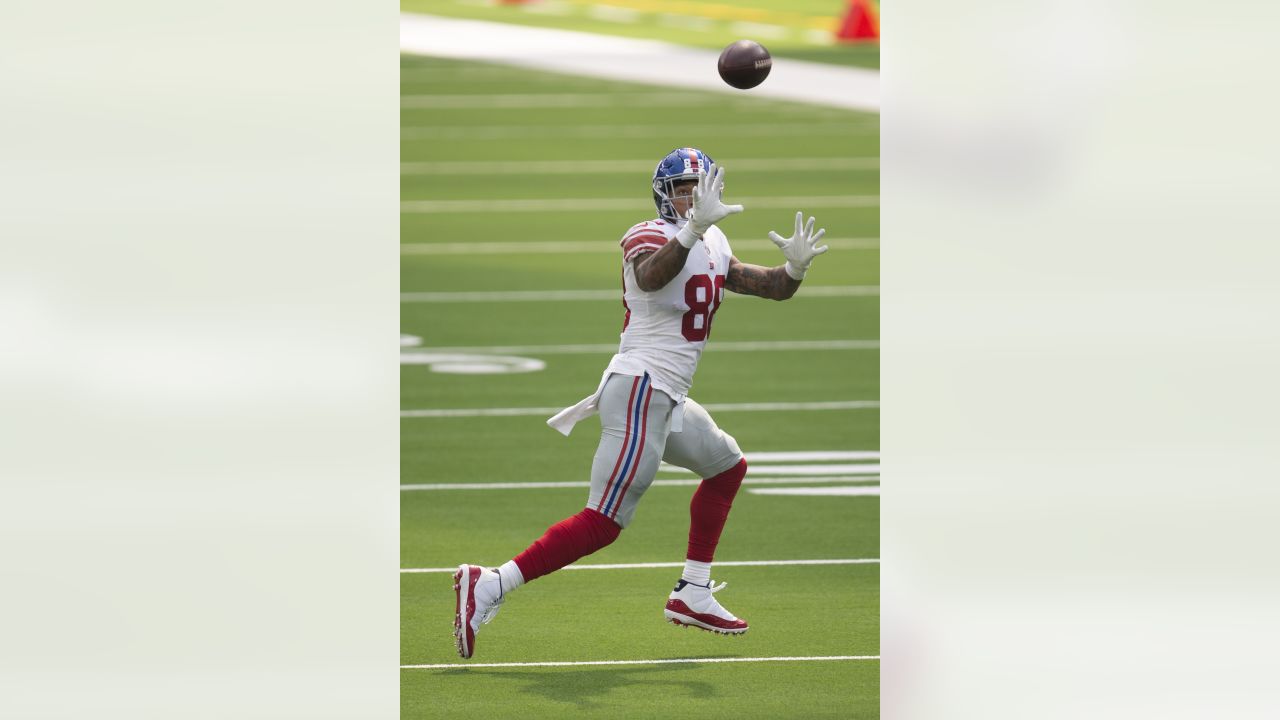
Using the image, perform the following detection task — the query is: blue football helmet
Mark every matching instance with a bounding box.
[652,147,714,223]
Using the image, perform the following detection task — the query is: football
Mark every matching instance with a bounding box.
[717,40,772,90]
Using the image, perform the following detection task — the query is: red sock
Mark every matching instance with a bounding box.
[513,507,621,582]
[687,458,748,562]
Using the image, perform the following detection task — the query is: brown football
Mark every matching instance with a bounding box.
[717,39,772,90]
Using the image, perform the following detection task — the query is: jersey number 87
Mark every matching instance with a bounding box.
[682,274,726,342]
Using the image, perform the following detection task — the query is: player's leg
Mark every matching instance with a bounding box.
[659,399,749,634]
[586,372,673,530]
[453,372,672,658]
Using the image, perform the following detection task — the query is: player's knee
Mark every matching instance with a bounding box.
[711,456,748,484]
[580,507,623,545]
[722,433,743,463]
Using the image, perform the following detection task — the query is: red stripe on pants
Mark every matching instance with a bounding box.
[596,376,640,512]
[609,384,653,520]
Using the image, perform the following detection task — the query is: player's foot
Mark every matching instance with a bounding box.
[453,564,505,659]
[664,578,749,635]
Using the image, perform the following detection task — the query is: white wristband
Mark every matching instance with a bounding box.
[675,223,701,248]
[783,261,807,281]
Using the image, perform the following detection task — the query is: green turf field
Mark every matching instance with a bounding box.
[401,53,879,718]
[402,0,880,69]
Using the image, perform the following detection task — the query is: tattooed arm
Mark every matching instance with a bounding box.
[631,242,692,292]
[725,256,801,300]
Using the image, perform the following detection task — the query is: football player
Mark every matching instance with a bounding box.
[453,147,828,659]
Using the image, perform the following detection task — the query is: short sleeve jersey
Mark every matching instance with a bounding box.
[605,218,733,401]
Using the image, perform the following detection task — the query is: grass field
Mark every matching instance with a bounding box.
[403,0,881,69]
[400,51,880,718]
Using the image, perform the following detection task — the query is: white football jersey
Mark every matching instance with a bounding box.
[605,217,734,401]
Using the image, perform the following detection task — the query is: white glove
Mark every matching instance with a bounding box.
[675,163,745,248]
[770,212,829,280]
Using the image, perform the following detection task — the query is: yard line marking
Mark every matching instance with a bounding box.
[401,238,879,255]
[401,92,723,108]
[750,487,882,496]
[400,475,879,491]
[402,480,591,490]
[402,340,879,355]
[400,286,878,302]
[402,123,876,140]
[400,400,878,418]
[402,655,879,669]
[401,558,879,573]
[401,157,878,175]
[743,450,880,462]
[401,195,878,213]
[399,70,582,81]
[399,68,598,82]
[659,463,881,476]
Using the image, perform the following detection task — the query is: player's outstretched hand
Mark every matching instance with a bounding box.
[769,211,828,280]
[676,163,744,248]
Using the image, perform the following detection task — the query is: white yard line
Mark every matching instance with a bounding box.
[402,655,879,670]
[659,463,881,476]
[401,195,878,213]
[401,92,722,109]
[744,450,880,462]
[401,238,879,255]
[401,400,878,418]
[400,13,879,112]
[402,340,878,355]
[750,487,882,496]
[400,286,879,302]
[400,475,879,491]
[399,68,601,82]
[402,558,879,574]
[402,480,592,491]
[400,157,878,175]
[402,123,876,140]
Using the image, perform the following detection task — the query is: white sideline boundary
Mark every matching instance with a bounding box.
[401,400,879,418]
[403,558,879,574]
[401,195,878,213]
[400,286,879,303]
[402,654,879,670]
[400,475,879,491]
[403,340,879,355]
[401,238,879,255]
[400,13,879,112]
[401,157,878,175]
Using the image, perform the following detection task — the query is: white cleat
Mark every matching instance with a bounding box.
[664,578,749,635]
[453,564,505,659]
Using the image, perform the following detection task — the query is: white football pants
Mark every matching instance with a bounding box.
[586,372,743,528]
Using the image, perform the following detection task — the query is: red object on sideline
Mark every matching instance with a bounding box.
[836,0,880,42]
[686,458,749,563]
[513,507,622,582]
